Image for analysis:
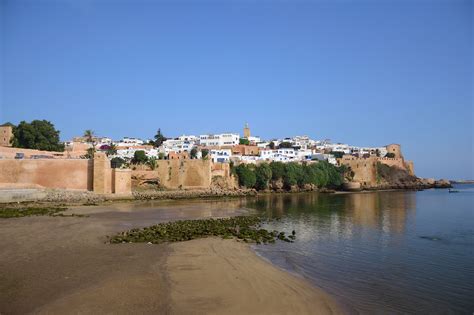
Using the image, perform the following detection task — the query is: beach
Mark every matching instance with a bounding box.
[0,202,341,314]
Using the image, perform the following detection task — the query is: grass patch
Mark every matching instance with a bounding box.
[109,216,295,245]
[0,206,68,218]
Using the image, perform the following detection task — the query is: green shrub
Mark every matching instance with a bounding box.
[190,148,198,159]
[201,149,209,160]
[239,138,250,145]
[132,150,148,164]
[283,162,303,189]
[270,162,285,180]
[330,151,344,159]
[278,142,293,148]
[147,157,158,170]
[111,157,126,168]
[235,164,256,188]
[255,163,272,190]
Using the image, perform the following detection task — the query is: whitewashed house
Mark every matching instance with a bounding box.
[210,149,232,163]
[200,133,239,147]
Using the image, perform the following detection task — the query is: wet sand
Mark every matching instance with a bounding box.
[0,201,341,314]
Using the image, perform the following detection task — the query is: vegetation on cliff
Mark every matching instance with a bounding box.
[376,162,422,188]
[233,161,345,191]
[109,216,295,244]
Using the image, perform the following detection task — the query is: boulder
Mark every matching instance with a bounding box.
[434,179,452,188]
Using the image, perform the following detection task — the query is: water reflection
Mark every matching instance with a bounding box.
[250,191,416,237]
[248,189,474,314]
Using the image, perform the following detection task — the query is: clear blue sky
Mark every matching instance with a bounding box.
[1,0,472,179]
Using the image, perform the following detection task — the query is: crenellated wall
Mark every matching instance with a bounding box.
[338,144,416,187]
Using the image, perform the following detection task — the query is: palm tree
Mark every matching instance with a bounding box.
[106,143,117,156]
[83,130,96,159]
[83,130,95,144]
[147,157,158,170]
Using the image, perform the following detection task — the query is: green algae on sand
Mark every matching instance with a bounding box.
[109,216,295,244]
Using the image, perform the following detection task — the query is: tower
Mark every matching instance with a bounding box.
[385,144,403,159]
[243,123,250,138]
[0,123,13,147]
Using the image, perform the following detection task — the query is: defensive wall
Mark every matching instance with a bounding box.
[0,146,85,159]
[132,159,212,189]
[0,152,131,194]
[339,156,378,186]
[339,154,415,187]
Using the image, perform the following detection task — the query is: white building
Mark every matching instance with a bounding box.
[161,136,197,154]
[115,137,144,147]
[247,136,261,145]
[258,148,297,163]
[200,133,239,147]
[210,149,232,163]
[295,149,313,161]
[311,153,338,165]
[291,136,316,150]
[324,143,351,154]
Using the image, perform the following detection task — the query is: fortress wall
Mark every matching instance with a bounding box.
[132,159,212,189]
[339,156,378,186]
[376,157,406,170]
[385,144,403,159]
[0,159,93,190]
[405,161,415,176]
[0,153,131,194]
[113,169,132,194]
[211,162,231,178]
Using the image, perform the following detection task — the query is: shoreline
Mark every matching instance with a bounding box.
[0,182,451,207]
[0,203,342,314]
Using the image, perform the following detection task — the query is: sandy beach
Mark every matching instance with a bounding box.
[0,202,341,314]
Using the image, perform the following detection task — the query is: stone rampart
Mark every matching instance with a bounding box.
[132,159,212,189]
[0,159,93,190]
[0,152,131,194]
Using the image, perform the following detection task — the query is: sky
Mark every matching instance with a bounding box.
[0,0,472,180]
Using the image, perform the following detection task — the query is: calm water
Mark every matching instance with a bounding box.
[249,185,474,314]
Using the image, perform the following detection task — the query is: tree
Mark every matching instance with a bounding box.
[239,138,250,145]
[283,162,303,189]
[132,150,148,164]
[270,162,285,180]
[84,147,96,159]
[269,141,275,149]
[106,143,117,156]
[111,157,126,168]
[330,151,344,159]
[83,129,95,144]
[190,147,198,159]
[147,157,158,170]
[153,128,167,147]
[255,163,272,190]
[12,120,65,151]
[158,152,165,160]
[235,164,256,188]
[201,149,209,160]
[278,142,292,149]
